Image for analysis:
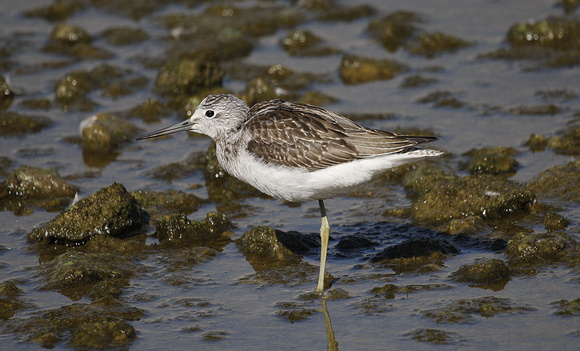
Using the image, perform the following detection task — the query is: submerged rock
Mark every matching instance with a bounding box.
[0,281,30,320]
[0,111,53,137]
[409,31,471,58]
[421,296,534,323]
[154,59,223,98]
[236,226,302,269]
[236,226,332,288]
[281,29,339,56]
[244,77,278,105]
[80,113,141,153]
[40,251,135,300]
[505,232,578,266]
[404,328,459,345]
[450,259,511,289]
[23,0,85,22]
[339,54,407,85]
[54,70,95,111]
[154,212,231,249]
[5,301,142,349]
[527,160,580,202]
[51,23,91,46]
[552,298,580,316]
[317,4,375,22]
[69,317,136,349]
[461,147,519,175]
[370,238,459,273]
[506,17,580,50]
[528,122,580,156]
[45,23,112,59]
[0,76,16,110]
[402,163,456,195]
[417,90,466,108]
[481,16,580,69]
[412,175,536,223]
[103,26,149,46]
[131,189,203,218]
[1,166,78,200]
[366,10,423,52]
[27,183,145,245]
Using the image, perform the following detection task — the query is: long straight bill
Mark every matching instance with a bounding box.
[135,120,194,140]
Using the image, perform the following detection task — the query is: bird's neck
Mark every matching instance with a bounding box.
[213,129,242,171]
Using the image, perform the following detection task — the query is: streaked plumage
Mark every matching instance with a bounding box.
[137,93,443,293]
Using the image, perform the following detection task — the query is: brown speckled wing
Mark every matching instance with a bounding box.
[244,100,437,172]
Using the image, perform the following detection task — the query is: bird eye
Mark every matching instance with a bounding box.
[205,110,215,118]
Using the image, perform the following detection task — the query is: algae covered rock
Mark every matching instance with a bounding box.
[481,16,580,69]
[244,77,278,105]
[0,111,53,137]
[235,226,302,268]
[370,238,459,273]
[1,166,78,200]
[412,175,536,223]
[45,23,112,59]
[0,76,16,110]
[69,317,136,349]
[339,54,407,85]
[54,70,95,111]
[131,189,203,218]
[80,113,141,153]
[366,10,423,51]
[0,281,29,320]
[505,232,578,265]
[6,302,142,349]
[421,296,533,323]
[450,259,511,289]
[154,212,231,249]
[40,251,135,299]
[409,31,471,58]
[527,160,580,202]
[27,183,145,245]
[154,58,223,97]
[280,29,338,56]
[402,163,456,195]
[506,17,580,50]
[461,147,519,175]
[235,226,333,288]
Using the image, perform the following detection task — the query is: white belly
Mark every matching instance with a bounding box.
[218,148,441,202]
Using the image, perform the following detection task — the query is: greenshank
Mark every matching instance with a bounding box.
[137,94,443,293]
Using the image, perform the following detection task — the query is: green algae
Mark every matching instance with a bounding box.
[527,160,580,202]
[412,175,536,223]
[422,296,534,324]
[450,259,511,289]
[339,54,407,85]
[131,189,203,217]
[0,111,53,137]
[27,183,145,245]
[404,328,459,344]
[461,147,520,175]
[0,166,78,214]
[154,212,231,249]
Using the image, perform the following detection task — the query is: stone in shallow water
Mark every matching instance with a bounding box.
[412,174,536,223]
[27,182,145,245]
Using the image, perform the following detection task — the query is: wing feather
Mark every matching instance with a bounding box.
[244,100,437,172]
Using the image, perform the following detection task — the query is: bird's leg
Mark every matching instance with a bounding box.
[317,200,330,294]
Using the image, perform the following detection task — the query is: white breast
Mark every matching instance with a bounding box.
[217,147,442,202]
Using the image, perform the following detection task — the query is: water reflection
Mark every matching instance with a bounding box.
[321,297,338,351]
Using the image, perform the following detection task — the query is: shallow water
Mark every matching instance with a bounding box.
[1,0,579,350]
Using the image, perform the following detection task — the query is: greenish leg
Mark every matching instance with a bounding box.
[317,200,330,294]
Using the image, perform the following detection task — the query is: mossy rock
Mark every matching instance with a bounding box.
[27,183,145,245]
[412,175,536,223]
